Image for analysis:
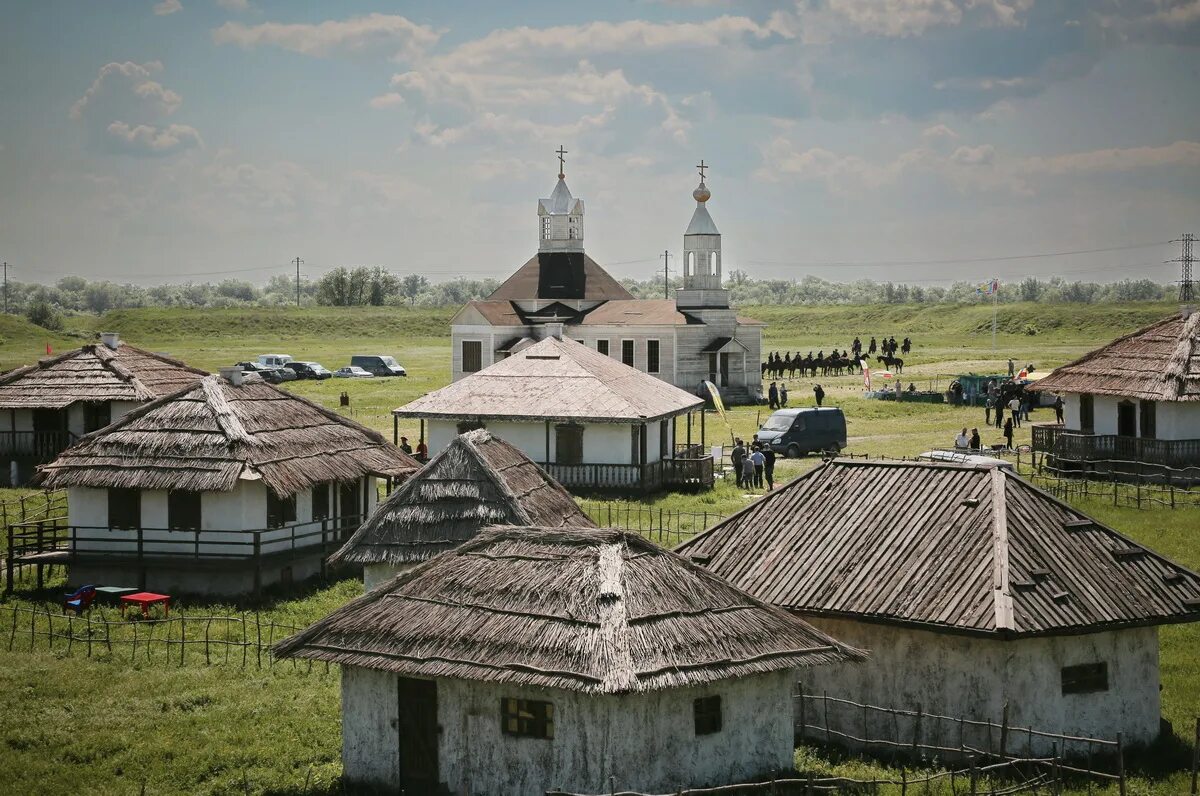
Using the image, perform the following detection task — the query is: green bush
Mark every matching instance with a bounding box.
[1023,323,1039,336]
[25,299,62,331]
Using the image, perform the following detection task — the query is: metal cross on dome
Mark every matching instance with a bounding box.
[697,159,708,180]
[556,145,568,177]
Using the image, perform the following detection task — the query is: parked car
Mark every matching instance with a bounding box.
[235,362,295,384]
[334,366,375,379]
[756,407,848,458]
[257,354,293,368]
[285,361,332,380]
[350,354,406,377]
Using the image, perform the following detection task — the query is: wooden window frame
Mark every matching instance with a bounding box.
[596,339,609,356]
[694,695,722,736]
[267,490,297,529]
[107,488,140,530]
[621,339,635,368]
[500,697,554,739]
[167,490,201,531]
[555,424,584,466]
[1061,662,1108,695]
[646,339,660,374]
[461,340,483,374]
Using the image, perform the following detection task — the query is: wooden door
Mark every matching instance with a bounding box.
[338,480,360,532]
[1117,401,1136,438]
[397,677,439,793]
[719,353,730,386]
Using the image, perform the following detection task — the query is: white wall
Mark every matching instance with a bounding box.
[799,618,1161,753]
[339,667,795,795]
[1062,393,1200,440]
[427,418,662,465]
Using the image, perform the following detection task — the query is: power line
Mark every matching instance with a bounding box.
[660,251,672,299]
[744,240,1169,268]
[2,262,9,314]
[293,256,304,307]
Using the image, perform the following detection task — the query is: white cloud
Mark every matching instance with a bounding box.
[922,124,959,140]
[951,143,995,165]
[71,61,180,120]
[212,13,441,59]
[216,0,250,10]
[367,92,404,109]
[826,0,962,38]
[106,122,203,155]
[1020,140,1200,175]
[154,0,183,15]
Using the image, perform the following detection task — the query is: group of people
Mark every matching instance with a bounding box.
[730,437,776,492]
[397,435,429,462]
[852,335,910,359]
[766,381,790,409]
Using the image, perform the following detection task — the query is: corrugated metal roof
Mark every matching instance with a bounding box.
[676,459,1200,637]
[1031,311,1200,402]
[395,336,703,423]
[685,203,720,236]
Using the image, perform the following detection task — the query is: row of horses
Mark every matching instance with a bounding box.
[762,351,905,379]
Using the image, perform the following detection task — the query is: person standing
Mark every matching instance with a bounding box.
[751,445,766,489]
[1008,395,1022,428]
[954,428,969,449]
[1054,395,1064,424]
[780,384,789,406]
[984,396,992,426]
[814,384,825,407]
[1007,358,1015,377]
[741,454,756,492]
[768,381,779,409]
[969,428,982,451]
[731,438,746,488]
[763,444,776,490]
[1003,416,1014,449]
[994,400,1004,429]
[399,436,413,455]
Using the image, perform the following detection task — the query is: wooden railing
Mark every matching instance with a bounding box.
[1032,425,1200,468]
[546,456,715,493]
[0,430,77,460]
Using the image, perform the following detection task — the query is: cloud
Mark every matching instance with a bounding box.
[951,143,995,165]
[216,0,250,9]
[71,61,180,120]
[1020,140,1200,175]
[367,92,404,109]
[154,0,183,15]
[106,122,203,155]
[825,0,963,38]
[212,13,440,59]
[921,124,959,140]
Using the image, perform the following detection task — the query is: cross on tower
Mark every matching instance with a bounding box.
[556,145,568,178]
[696,159,708,181]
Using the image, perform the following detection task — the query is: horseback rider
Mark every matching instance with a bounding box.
[868,337,877,355]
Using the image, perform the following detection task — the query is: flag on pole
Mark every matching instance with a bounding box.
[45,344,52,355]
[702,380,727,423]
[976,278,1000,296]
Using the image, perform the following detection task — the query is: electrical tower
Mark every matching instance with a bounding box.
[293,256,304,307]
[1168,234,1195,303]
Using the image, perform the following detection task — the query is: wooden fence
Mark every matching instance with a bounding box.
[579,501,727,545]
[4,604,324,672]
[1016,452,1200,509]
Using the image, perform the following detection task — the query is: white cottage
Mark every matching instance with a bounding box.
[1030,309,1200,475]
[677,459,1200,753]
[395,335,714,493]
[450,160,765,403]
[330,428,595,589]
[275,526,864,795]
[0,333,207,485]
[35,369,419,596]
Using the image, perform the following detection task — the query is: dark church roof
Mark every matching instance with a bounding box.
[487,253,633,302]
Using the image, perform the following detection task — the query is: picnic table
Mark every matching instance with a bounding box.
[119,591,171,618]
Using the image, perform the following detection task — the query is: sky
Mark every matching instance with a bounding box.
[1,0,1198,288]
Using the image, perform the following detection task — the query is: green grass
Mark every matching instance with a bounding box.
[0,301,1196,794]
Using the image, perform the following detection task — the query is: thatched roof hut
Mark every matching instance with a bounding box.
[35,372,420,497]
[1030,311,1200,402]
[330,429,593,569]
[278,525,863,692]
[0,337,207,409]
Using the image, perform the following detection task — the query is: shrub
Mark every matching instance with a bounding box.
[1024,324,1039,336]
[25,299,62,331]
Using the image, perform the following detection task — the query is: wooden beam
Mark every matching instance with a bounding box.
[991,468,1014,632]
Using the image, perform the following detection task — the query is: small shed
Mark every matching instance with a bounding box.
[0,333,207,484]
[395,335,714,493]
[677,459,1200,752]
[35,369,420,596]
[1029,310,1200,472]
[275,526,864,795]
[330,428,595,589]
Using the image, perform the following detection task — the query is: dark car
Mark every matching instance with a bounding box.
[285,361,332,380]
[755,407,848,458]
[350,354,406,377]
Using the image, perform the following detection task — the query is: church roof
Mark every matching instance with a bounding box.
[677,459,1200,638]
[685,203,720,236]
[539,176,582,215]
[487,253,633,302]
[395,336,703,424]
[576,300,700,326]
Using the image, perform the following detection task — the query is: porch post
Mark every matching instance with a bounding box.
[419,418,425,447]
[392,413,398,446]
[701,409,706,447]
[545,420,551,466]
[672,415,677,456]
[687,412,693,449]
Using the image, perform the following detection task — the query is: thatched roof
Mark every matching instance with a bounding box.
[0,341,208,409]
[276,526,864,693]
[395,336,704,424]
[677,459,1200,638]
[1030,311,1200,401]
[330,429,594,566]
[35,374,420,496]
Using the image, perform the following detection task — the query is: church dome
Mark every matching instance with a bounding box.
[693,181,711,203]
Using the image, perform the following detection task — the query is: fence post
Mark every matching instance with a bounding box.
[1116,732,1126,796]
[5,522,13,595]
[823,690,831,746]
[180,616,186,666]
[913,703,922,756]
[969,756,977,796]
[1191,716,1199,795]
[1000,701,1009,758]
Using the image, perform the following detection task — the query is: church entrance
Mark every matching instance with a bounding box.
[707,353,731,387]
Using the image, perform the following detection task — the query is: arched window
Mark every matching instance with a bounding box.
[687,251,695,277]
[710,251,718,276]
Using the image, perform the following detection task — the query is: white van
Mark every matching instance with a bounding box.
[257,354,293,368]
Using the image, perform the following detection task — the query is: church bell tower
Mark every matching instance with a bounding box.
[675,160,730,309]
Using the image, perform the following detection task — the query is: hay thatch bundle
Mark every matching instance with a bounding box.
[1031,311,1200,402]
[0,341,208,409]
[395,336,703,424]
[276,526,864,693]
[35,374,420,497]
[331,429,594,566]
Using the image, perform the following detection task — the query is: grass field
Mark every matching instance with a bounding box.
[0,299,1195,795]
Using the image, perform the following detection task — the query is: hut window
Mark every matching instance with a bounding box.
[312,484,330,521]
[1061,662,1108,695]
[1140,400,1156,439]
[167,490,201,531]
[462,340,483,374]
[596,339,609,356]
[621,339,635,367]
[267,491,296,529]
[1078,394,1094,434]
[83,403,111,433]
[694,695,722,735]
[500,698,554,739]
[647,340,660,374]
[107,488,140,530]
[555,425,584,466]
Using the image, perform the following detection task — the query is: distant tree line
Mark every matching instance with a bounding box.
[4,268,1173,332]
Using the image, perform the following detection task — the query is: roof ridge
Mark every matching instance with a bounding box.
[598,540,636,691]
[990,467,1014,632]
[463,432,535,526]
[201,376,256,445]
[1164,311,1200,399]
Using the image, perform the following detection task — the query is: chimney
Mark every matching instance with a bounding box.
[219,366,244,386]
[100,332,120,350]
[537,322,565,341]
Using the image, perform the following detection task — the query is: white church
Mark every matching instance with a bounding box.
[449,154,765,404]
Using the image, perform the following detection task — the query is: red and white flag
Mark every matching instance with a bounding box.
[860,360,871,391]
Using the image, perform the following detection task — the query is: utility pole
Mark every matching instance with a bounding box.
[660,250,673,299]
[293,256,304,307]
[1,262,9,314]
[1168,234,1196,303]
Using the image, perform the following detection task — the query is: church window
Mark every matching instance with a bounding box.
[687,252,695,276]
[596,339,609,356]
[647,340,660,373]
[621,339,635,367]
[462,340,482,373]
[541,217,551,239]
[710,251,718,275]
